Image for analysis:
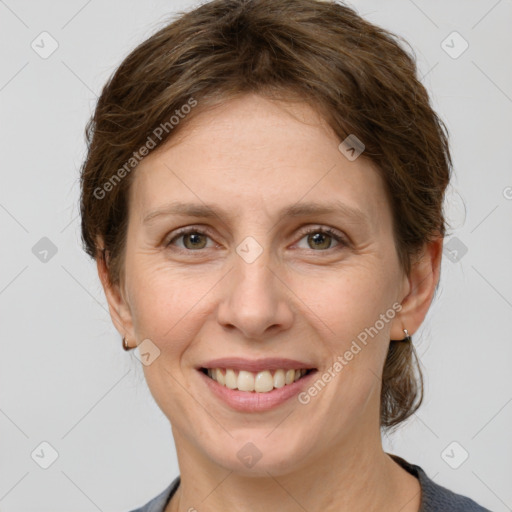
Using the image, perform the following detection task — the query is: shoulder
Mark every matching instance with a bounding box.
[127,476,180,512]
[389,454,492,512]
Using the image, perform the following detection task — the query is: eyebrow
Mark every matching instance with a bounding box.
[142,200,370,226]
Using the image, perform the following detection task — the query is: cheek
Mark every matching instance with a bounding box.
[311,265,397,341]
[305,262,398,403]
[126,257,218,349]
[303,270,394,426]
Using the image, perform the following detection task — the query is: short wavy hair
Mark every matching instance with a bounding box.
[80,0,453,430]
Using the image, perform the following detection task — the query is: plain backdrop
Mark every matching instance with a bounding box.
[1,0,511,511]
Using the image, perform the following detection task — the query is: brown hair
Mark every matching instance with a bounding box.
[80,0,452,430]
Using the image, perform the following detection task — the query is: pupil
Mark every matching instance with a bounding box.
[183,232,205,249]
[310,232,330,249]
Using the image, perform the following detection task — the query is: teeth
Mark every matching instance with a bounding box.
[225,368,237,389]
[254,370,274,392]
[273,369,285,388]
[215,368,225,386]
[206,368,310,393]
[238,370,255,392]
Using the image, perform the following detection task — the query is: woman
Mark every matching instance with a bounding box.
[79,0,491,510]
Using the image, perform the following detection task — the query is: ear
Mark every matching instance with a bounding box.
[95,238,135,346]
[390,236,443,340]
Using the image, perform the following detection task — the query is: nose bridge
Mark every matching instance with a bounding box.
[217,237,293,338]
[234,243,274,301]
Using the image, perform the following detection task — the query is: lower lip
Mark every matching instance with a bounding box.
[197,369,318,412]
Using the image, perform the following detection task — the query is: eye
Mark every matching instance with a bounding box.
[166,228,215,251]
[295,226,347,251]
[165,225,348,253]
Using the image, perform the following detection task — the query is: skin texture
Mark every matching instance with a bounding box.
[97,93,442,511]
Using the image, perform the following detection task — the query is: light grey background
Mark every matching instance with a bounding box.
[1,0,511,511]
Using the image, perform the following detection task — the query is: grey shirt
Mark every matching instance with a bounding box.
[128,453,492,511]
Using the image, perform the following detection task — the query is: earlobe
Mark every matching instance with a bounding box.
[390,237,443,340]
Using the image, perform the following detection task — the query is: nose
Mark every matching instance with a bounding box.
[216,250,294,340]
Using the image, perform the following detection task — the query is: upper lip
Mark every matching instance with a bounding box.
[198,357,317,373]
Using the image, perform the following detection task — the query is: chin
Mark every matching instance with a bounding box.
[205,430,317,477]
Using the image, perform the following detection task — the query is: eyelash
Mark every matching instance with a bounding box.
[165,225,349,253]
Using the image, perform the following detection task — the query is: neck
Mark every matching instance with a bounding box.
[166,424,421,512]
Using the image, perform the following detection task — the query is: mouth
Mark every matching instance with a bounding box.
[199,367,317,393]
[195,357,319,412]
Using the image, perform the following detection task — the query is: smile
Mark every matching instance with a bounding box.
[201,367,315,393]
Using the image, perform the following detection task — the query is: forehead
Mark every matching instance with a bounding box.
[129,94,389,228]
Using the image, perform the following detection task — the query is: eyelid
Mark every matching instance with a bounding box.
[165,224,350,251]
[165,225,217,249]
[295,225,349,246]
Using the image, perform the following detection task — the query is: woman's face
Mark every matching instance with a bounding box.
[108,93,414,475]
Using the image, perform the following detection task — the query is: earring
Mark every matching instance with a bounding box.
[122,337,133,351]
[391,328,412,342]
